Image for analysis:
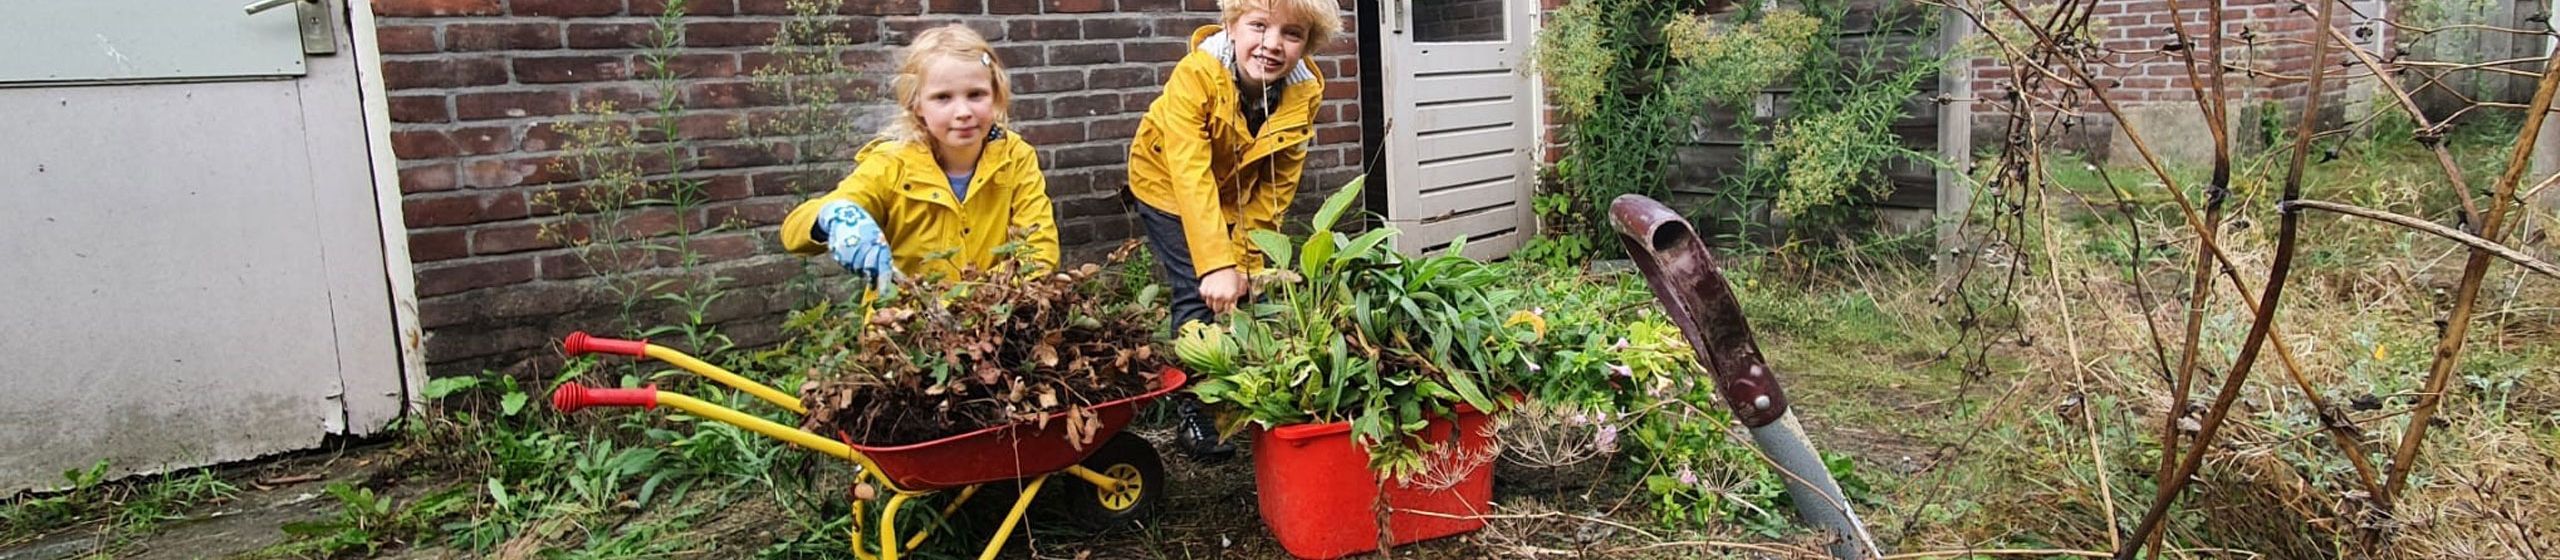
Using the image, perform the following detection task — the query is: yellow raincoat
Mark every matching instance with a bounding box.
[780,130,1060,280]
[1125,24,1329,277]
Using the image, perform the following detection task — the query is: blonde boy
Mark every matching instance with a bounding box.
[1124,0,1341,458]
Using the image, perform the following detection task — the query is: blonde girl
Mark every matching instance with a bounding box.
[781,24,1058,289]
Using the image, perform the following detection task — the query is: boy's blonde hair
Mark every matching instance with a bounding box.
[1219,0,1342,53]
[881,24,1013,145]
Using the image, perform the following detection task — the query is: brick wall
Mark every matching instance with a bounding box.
[376,0,1366,377]
[1965,0,2391,154]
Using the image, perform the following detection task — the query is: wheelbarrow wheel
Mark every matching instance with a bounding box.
[1056,431,1164,531]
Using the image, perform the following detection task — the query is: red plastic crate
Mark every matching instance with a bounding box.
[1252,405,1496,559]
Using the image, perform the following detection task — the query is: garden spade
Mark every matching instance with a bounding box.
[1608,194,1879,559]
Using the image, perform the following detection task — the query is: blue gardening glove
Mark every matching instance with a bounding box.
[817,200,898,293]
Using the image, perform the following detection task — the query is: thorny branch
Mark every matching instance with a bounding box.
[1942,0,2560,555]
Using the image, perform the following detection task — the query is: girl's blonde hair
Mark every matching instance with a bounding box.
[880,24,1012,145]
[1219,0,1343,52]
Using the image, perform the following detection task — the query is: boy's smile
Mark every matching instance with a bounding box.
[1228,10,1310,89]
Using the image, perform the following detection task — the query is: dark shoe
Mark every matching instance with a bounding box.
[1174,397,1235,461]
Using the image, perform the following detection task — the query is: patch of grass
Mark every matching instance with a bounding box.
[1,460,239,549]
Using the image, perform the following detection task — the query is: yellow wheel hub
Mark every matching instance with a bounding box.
[1097,464,1144,511]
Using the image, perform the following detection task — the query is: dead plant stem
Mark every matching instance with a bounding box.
[2284,200,2560,280]
[2381,47,2560,503]
[2116,0,2337,553]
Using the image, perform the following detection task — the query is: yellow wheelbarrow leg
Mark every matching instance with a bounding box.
[978,475,1049,560]
[901,486,979,551]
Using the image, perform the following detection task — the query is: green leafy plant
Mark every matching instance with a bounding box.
[271,483,470,557]
[1181,176,1523,477]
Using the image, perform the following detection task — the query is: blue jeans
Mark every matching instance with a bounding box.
[1132,200,1214,337]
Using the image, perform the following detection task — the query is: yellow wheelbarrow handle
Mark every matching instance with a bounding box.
[563,332,806,415]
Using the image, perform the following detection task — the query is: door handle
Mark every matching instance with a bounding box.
[243,0,338,56]
[242,0,309,15]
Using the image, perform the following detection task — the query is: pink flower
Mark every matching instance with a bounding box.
[1611,338,1629,351]
[1609,363,1633,378]
[1676,465,1699,486]
[1594,424,1619,453]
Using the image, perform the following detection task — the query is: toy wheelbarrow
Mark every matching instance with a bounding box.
[546,332,1183,560]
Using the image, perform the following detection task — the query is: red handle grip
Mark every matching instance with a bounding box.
[563,332,648,357]
[552,383,658,413]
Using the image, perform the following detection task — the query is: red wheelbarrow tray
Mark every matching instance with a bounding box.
[549,331,1187,492]
[846,367,1186,490]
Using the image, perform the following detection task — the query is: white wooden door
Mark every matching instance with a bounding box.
[0,0,413,493]
[1379,0,1538,259]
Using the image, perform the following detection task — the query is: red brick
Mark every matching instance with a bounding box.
[573,85,657,112]
[471,222,567,254]
[1124,40,1187,63]
[700,144,782,168]
[400,163,461,193]
[1015,121,1084,145]
[670,53,743,78]
[565,23,654,49]
[391,95,450,124]
[415,257,537,297]
[1089,66,1154,89]
[1119,91,1154,112]
[1049,92,1121,118]
[854,0,927,14]
[742,0,916,15]
[445,23,561,51]
[1015,69,1086,93]
[482,190,531,220]
[677,113,743,140]
[519,122,573,153]
[516,55,629,83]
[465,158,529,188]
[1316,123,1357,143]
[1119,0,1177,10]
[408,229,470,262]
[392,131,457,159]
[1324,80,1357,99]
[1082,17,1148,38]
[1046,0,1109,12]
[686,21,780,47]
[701,201,795,230]
[987,0,1038,13]
[633,0,737,14]
[703,174,754,201]
[512,0,624,17]
[1012,97,1049,120]
[686,81,777,109]
[1048,144,1119,169]
[1088,114,1138,138]
[403,193,484,227]
[1181,0,1213,11]
[383,58,509,90]
[456,91,574,120]
[1008,18,1080,40]
[1047,43,1120,65]
[451,126,516,155]
[993,44,1045,65]
[377,25,439,54]
[930,0,984,12]
[373,0,501,17]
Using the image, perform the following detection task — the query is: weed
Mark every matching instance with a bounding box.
[267,483,470,557]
